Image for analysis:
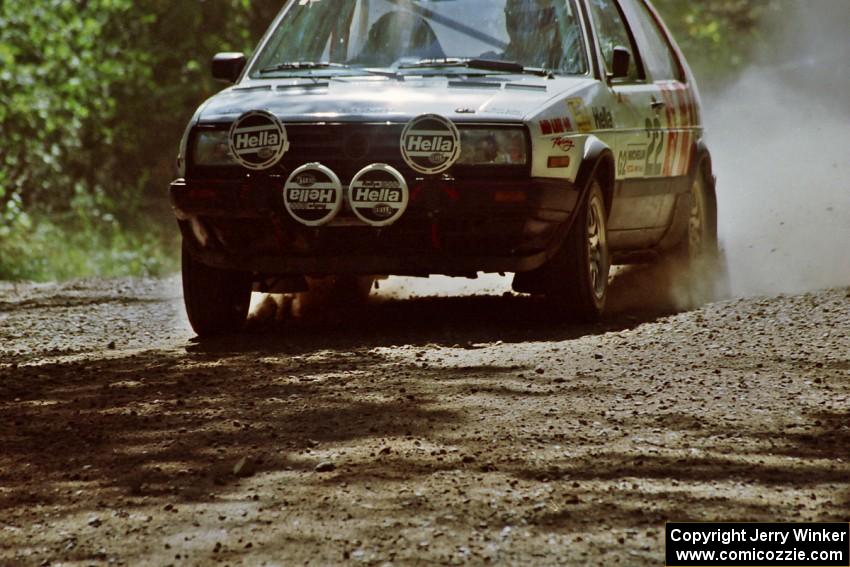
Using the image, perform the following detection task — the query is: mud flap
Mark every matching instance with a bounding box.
[513,140,614,295]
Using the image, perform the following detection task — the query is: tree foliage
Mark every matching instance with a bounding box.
[0,1,278,279]
[653,0,784,86]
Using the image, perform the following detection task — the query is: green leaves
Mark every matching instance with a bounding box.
[0,1,274,280]
[653,0,784,86]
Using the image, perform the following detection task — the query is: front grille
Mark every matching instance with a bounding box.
[284,123,405,181]
[189,123,528,181]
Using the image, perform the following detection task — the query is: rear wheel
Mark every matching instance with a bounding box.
[669,162,727,304]
[544,180,610,322]
[182,241,252,337]
[682,164,718,262]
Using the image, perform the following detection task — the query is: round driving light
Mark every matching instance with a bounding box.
[348,164,409,227]
[228,110,289,170]
[400,114,461,175]
[283,163,343,227]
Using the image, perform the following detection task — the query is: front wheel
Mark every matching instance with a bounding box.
[544,180,611,322]
[182,242,252,337]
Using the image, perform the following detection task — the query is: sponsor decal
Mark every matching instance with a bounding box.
[593,106,614,130]
[228,110,289,170]
[567,98,593,133]
[486,107,523,116]
[657,82,699,177]
[348,164,409,227]
[539,116,574,136]
[283,163,343,227]
[342,106,392,115]
[400,114,461,175]
[551,136,575,153]
[551,117,565,133]
[617,143,649,177]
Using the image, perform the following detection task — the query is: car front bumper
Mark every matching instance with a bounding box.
[170,176,580,276]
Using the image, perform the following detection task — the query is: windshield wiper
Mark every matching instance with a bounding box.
[259,61,403,80]
[400,58,552,77]
[259,61,350,74]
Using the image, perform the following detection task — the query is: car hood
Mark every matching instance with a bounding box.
[198,75,595,124]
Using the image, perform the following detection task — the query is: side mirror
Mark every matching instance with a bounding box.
[212,52,247,83]
[610,46,631,81]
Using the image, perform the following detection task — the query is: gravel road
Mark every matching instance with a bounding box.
[1,272,848,566]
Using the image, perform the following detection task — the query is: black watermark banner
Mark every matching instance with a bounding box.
[666,523,850,566]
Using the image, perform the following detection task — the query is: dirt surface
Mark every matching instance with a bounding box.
[1,272,848,566]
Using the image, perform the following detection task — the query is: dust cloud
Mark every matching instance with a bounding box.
[377,273,511,299]
[707,0,850,297]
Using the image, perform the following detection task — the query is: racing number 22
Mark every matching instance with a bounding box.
[644,117,664,176]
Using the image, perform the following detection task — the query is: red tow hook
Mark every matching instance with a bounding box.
[411,181,458,251]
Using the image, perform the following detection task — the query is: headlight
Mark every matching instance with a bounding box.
[457,128,527,166]
[191,127,528,167]
[192,130,236,166]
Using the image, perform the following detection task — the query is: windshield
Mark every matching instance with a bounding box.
[250,0,588,77]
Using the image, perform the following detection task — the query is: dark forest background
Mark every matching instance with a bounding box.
[0,0,785,280]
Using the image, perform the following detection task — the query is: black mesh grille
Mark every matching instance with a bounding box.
[283,123,406,180]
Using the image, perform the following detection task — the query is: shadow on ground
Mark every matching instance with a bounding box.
[193,263,689,357]
[4,265,845,566]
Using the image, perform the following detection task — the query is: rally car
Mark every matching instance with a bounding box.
[171,0,718,336]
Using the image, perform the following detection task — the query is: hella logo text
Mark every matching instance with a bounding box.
[295,174,316,187]
[287,188,335,203]
[234,128,280,151]
[354,184,402,203]
[405,135,454,153]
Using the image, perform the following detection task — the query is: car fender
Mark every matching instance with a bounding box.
[691,138,714,183]
[545,135,614,262]
[576,135,615,217]
[692,137,718,237]
[687,137,716,220]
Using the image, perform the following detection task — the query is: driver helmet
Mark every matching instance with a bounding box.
[503,0,560,65]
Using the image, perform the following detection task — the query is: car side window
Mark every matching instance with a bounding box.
[623,0,681,80]
[586,0,642,81]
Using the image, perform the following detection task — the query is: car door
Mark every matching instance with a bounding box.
[584,0,670,249]
[619,0,700,226]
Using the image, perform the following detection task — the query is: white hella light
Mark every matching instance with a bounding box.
[457,129,527,166]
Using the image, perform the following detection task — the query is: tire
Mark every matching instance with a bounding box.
[678,162,718,263]
[181,241,252,337]
[543,179,611,322]
[669,162,728,305]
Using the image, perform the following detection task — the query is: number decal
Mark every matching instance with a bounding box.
[653,117,664,172]
[644,118,656,172]
[644,117,664,177]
